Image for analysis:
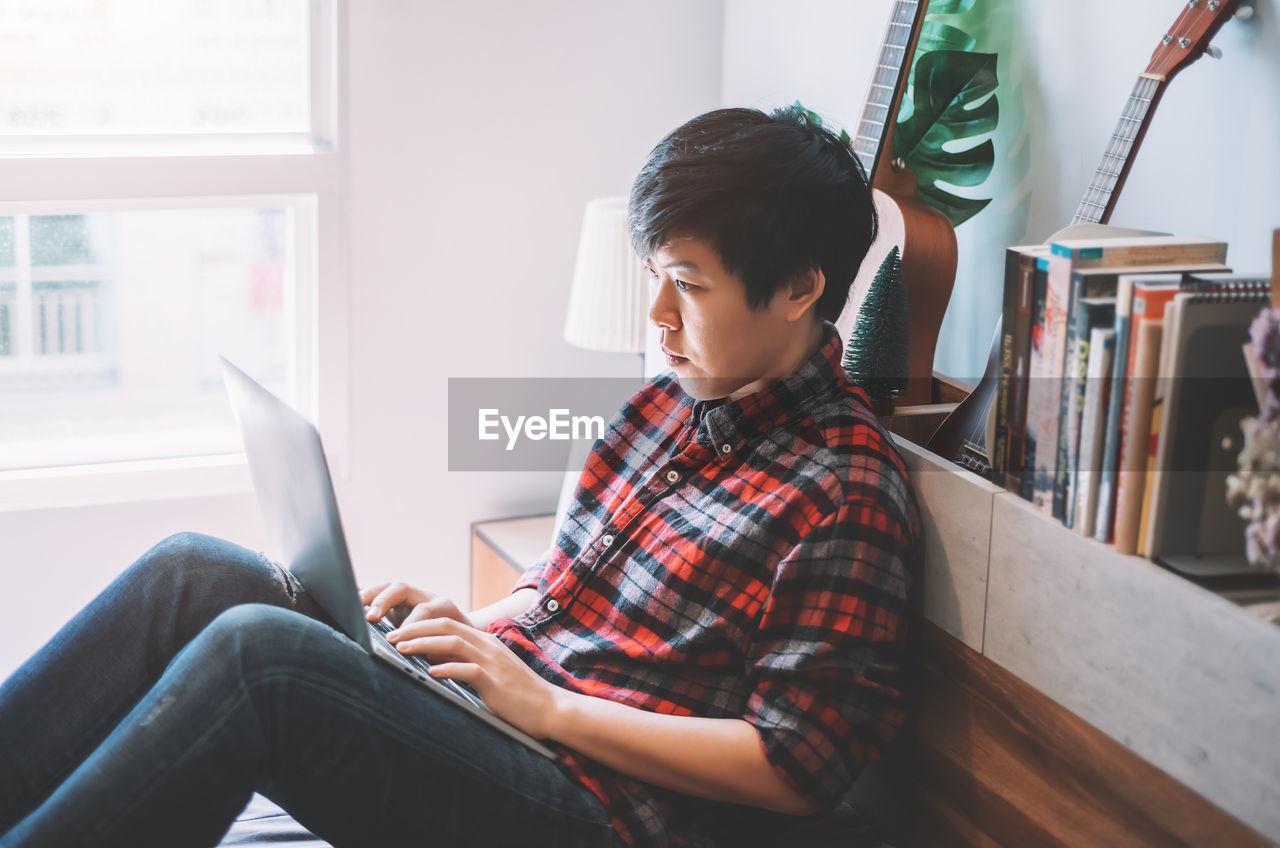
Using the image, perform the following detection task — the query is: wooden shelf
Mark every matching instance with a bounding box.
[894,434,1280,843]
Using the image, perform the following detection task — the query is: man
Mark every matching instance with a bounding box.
[0,106,920,848]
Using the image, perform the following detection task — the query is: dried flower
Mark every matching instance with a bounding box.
[1250,307,1280,372]
[1229,307,1280,574]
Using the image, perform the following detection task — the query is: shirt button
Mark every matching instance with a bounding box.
[546,599,560,613]
[666,469,680,484]
[602,534,614,547]
[720,443,732,455]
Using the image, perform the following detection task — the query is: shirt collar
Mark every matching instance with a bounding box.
[686,321,851,454]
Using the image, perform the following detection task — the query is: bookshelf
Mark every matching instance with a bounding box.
[895,433,1280,842]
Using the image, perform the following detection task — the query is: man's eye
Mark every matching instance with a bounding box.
[675,280,693,292]
[646,266,658,279]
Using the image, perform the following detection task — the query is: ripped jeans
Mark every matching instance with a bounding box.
[0,533,617,848]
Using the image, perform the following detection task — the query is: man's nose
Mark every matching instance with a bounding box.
[648,279,679,330]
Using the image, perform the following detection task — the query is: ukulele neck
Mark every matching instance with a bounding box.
[1071,72,1167,226]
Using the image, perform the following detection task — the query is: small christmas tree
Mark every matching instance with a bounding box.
[843,246,909,405]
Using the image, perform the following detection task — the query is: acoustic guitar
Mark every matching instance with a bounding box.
[835,0,958,408]
[928,0,1245,476]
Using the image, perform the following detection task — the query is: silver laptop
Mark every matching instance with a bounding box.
[220,355,558,760]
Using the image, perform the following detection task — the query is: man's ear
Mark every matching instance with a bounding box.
[783,267,826,322]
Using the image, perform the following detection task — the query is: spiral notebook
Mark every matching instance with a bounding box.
[1147,285,1268,577]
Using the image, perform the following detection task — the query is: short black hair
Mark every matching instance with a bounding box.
[628,105,877,322]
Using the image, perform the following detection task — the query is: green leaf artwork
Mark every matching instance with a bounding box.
[893,0,998,228]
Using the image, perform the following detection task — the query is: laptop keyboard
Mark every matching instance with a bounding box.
[369,618,486,709]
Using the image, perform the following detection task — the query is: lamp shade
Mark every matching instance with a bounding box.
[563,196,648,353]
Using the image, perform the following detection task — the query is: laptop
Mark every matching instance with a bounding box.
[219,355,558,761]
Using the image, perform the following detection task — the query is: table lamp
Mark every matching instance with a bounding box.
[563,196,648,355]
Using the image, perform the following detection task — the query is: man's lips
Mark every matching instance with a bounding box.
[661,346,688,363]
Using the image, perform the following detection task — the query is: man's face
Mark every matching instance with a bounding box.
[646,237,807,402]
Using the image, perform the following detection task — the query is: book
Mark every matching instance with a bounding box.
[1052,263,1228,524]
[1147,289,1268,575]
[1136,370,1165,555]
[996,245,1051,491]
[1074,327,1115,538]
[1063,296,1115,528]
[1093,276,1135,542]
[1046,234,1228,270]
[1142,274,1272,558]
[1113,317,1163,554]
[1027,254,1078,513]
[1039,238,1227,520]
[1017,256,1051,502]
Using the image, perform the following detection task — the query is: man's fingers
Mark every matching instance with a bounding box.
[367,582,417,620]
[426,662,484,686]
[391,624,485,663]
[399,598,465,628]
[359,583,390,608]
[388,614,466,641]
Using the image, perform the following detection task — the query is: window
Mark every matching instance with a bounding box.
[0,0,334,155]
[0,200,314,473]
[0,1,345,508]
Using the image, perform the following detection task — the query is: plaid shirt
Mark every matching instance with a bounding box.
[489,323,921,847]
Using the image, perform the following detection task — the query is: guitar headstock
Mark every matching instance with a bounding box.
[1146,0,1243,79]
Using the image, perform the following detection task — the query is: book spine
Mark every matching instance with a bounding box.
[1062,241,1229,268]
[1094,278,1135,542]
[1113,319,1163,555]
[1112,286,1180,544]
[1018,257,1051,501]
[1063,326,1089,528]
[1053,272,1087,522]
[992,249,1023,490]
[1030,254,1072,514]
[1003,254,1039,495]
[1064,299,1106,528]
[1136,400,1163,555]
[1075,328,1114,538]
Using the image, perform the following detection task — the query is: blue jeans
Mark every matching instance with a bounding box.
[0,533,619,848]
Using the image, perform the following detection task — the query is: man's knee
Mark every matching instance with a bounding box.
[200,604,351,677]
[133,532,300,609]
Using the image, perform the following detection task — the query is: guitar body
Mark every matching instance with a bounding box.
[841,0,957,409]
[837,176,958,408]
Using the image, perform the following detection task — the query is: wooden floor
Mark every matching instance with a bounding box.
[907,621,1274,847]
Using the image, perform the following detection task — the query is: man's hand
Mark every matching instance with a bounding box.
[358,583,473,630]
[386,617,561,740]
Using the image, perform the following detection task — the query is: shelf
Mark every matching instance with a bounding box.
[892,434,1280,842]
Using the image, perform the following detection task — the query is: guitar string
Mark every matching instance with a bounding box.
[1078,76,1157,219]
[1075,76,1158,223]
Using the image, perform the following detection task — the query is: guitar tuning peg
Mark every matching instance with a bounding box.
[1206,43,1224,59]
[1236,0,1255,20]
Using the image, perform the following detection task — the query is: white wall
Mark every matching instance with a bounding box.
[722,0,1280,380]
[339,0,723,597]
[0,1,724,679]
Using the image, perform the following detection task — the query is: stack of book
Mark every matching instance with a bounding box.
[990,232,1272,574]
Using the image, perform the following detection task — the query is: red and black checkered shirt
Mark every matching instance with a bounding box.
[489,324,921,847]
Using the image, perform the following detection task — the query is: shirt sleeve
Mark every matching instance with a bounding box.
[511,546,552,593]
[742,491,917,809]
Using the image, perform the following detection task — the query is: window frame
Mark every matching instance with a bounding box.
[0,0,348,512]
